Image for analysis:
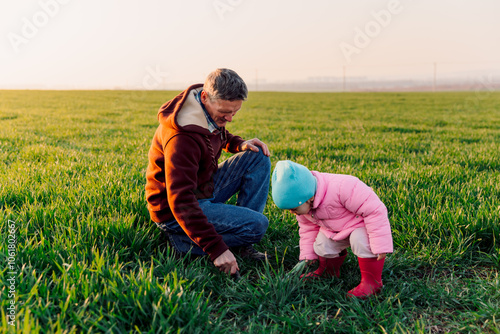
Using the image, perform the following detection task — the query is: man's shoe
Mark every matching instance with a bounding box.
[232,245,268,262]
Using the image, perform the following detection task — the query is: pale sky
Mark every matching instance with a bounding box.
[1,0,499,89]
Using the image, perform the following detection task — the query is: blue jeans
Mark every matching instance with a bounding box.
[156,148,270,256]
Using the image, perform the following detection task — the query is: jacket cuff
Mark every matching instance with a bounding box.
[299,252,319,261]
[206,241,230,262]
[228,138,245,153]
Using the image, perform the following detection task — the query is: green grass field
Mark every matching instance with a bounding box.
[1,90,499,333]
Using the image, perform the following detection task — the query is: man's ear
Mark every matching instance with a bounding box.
[200,90,208,103]
[307,197,314,204]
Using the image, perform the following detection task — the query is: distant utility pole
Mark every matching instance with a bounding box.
[343,66,346,92]
[255,69,259,91]
[433,62,437,92]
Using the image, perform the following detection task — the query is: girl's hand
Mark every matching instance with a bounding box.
[377,253,387,261]
[304,259,318,266]
[289,259,318,276]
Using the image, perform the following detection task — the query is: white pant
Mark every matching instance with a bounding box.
[313,227,376,259]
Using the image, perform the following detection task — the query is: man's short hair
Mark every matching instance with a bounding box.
[204,68,248,101]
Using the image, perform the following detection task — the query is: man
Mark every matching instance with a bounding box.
[145,68,271,275]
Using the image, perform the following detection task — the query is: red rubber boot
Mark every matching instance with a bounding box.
[301,249,347,279]
[347,257,385,298]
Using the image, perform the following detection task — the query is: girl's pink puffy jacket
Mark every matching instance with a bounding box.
[297,171,393,260]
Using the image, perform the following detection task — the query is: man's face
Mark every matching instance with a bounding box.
[289,197,314,216]
[201,91,242,128]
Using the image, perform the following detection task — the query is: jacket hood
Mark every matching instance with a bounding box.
[311,171,328,209]
[157,84,211,135]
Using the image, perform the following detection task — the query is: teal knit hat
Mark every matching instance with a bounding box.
[272,160,317,209]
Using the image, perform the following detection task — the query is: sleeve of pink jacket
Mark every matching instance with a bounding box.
[339,176,393,255]
[297,215,320,261]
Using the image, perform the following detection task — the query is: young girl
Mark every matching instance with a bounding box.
[271,160,393,298]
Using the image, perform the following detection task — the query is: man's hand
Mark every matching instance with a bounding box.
[239,138,270,157]
[213,249,240,275]
[377,253,387,261]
